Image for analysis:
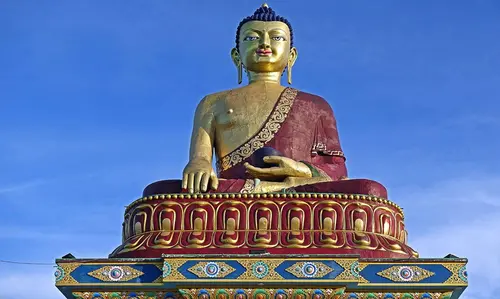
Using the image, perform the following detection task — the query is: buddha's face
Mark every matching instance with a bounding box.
[232,21,297,73]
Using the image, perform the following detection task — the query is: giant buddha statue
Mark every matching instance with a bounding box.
[145,4,383,197]
[110,4,418,259]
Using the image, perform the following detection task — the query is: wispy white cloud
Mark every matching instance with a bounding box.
[0,242,124,298]
[399,174,500,299]
[0,269,61,299]
[412,214,500,299]
[404,176,500,208]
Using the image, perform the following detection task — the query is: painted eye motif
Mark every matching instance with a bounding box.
[244,36,259,41]
[272,36,286,41]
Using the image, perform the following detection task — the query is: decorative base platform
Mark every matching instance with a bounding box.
[111,192,416,259]
[55,254,468,299]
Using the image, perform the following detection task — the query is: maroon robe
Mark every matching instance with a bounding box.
[216,87,347,181]
[144,88,388,198]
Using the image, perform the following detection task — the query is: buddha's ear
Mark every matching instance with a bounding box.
[288,47,298,67]
[231,48,241,67]
[231,48,243,84]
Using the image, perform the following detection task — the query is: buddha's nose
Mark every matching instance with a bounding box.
[258,43,271,49]
[259,34,271,48]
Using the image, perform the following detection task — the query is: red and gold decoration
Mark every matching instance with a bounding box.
[56,255,468,298]
[110,190,415,258]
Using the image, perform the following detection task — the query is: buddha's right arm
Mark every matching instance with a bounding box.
[182,97,218,193]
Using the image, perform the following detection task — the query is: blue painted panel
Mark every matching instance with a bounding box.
[359,264,452,284]
[70,264,162,283]
[275,260,343,280]
[176,260,246,279]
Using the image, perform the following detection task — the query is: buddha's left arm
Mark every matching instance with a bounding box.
[244,98,348,183]
[301,102,348,181]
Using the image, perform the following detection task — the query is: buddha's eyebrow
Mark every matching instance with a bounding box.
[242,28,288,35]
[242,28,264,35]
[268,28,287,34]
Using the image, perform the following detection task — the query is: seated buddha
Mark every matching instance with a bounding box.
[147,4,386,198]
[111,4,416,259]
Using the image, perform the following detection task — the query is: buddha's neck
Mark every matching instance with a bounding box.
[247,71,282,84]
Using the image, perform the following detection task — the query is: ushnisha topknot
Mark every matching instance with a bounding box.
[235,3,294,49]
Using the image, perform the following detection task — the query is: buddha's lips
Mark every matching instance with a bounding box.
[256,49,272,55]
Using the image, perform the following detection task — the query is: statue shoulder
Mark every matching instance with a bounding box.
[296,90,334,112]
[195,89,231,112]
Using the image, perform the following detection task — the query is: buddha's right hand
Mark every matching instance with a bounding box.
[182,159,219,193]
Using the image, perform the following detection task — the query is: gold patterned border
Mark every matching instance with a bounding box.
[125,192,403,216]
[56,258,467,295]
[443,263,468,285]
[88,265,144,282]
[216,87,298,172]
[55,263,80,286]
[357,261,468,287]
[377,265,435,282]
[72,292,171,299]
[285,261,334,278]
[335,259,360,281]
[161,257,359,283]
[236,259,285,280]
[70,290,455,299]
[187,261,237,278]
[240,179,256,193]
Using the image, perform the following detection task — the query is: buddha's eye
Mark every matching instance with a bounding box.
[243,36,259,41]
[272,36,286,41]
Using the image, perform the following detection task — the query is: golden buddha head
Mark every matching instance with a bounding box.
[231,4,298,81]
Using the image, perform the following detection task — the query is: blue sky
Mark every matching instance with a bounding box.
[1,1,499,298]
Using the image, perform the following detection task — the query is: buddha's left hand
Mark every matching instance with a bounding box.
[244,156,312,180]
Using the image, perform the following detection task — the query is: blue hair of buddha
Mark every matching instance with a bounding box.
[235,4,294,49]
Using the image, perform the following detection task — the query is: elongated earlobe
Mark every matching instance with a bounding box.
[287,60,292,85]
[238,60,243,84]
